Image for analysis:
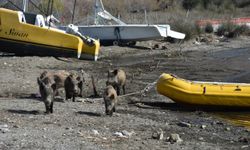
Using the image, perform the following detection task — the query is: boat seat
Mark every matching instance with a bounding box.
[17,11,26,23]
[35,14,46,27]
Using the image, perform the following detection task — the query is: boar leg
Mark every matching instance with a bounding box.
[50,102,54,113]
[45,102,50,114]
[72,95,75,102]
[65,92,70,101]
[122,85,126,95]
[112,105,116,112]
[116,86,120,96]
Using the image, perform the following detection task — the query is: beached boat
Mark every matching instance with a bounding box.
[60,0,185,46]
[157,73,250,107]
[0,8,100,61]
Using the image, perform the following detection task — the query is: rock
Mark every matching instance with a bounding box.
[13,125,19,128]
[0,124,9,133]
[241,145,249,149]
[65,127,73,130]
[91,129,99,135]
[0,128,10,133]
[152,129,164,140]
[201,125,206,129]
[225,127,230,131]
[178,122,191,128]
[152,44,160,49]
[167,133,183,143]
[113,132,126,138]
[193,41,201,45]
[122,130,134,137]
[199,137,204,141]
[75,98,85,102]
[238,137,249,143]
[0,124,8,128]
[161,45,167,50]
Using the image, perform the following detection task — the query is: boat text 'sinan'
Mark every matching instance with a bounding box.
[4,28,29,38]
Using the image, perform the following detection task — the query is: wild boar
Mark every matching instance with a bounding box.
[39,70,70,92]
[37,70,70,113]
[64,72,84,102]
[106,69,126,95]
[103,85,118,116]
[37,77,56,113]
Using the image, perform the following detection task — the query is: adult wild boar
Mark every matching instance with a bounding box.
[64,72,84,102]
[106,69,126,95]
[39,70,70,92]
[103,85,118,116]
[37,70,70,113]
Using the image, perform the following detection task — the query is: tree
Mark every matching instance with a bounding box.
[182,0,200,10]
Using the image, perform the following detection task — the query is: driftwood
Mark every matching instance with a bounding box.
[91,75,99,97]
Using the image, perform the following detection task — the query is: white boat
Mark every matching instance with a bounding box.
[76,24,185,46]
[60,0,185,46]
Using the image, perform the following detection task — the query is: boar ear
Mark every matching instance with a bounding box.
[40,71,48,79]
[110,94,115,99]
[51,83,56,91]
[76,76,81,81]
[113,69,118,75]
[68,74,73,80]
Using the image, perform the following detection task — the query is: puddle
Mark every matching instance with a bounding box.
[215,112,250,129]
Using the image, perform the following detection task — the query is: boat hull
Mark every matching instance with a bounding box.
[60,24,170,45]
[0,8,100,60]
[157,73,250,107]
[0,37,76,57]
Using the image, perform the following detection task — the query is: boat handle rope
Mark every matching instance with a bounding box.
[235,86,241,91]
[203,86,206,94]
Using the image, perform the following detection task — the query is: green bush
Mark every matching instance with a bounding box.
[217,23,250,38]
[204,23,214,33]
[182,0,200,10]
[169,19,201,41]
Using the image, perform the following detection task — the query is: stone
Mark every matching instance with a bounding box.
[0,128,10,133]
[178,122,191,128]
[201,125,206,129]
[199,137,204,141]
[0,124,9,133]
[113,132,126,138]
[225,127,230,131]
[167,133,183,143]
[122,130,134,137]
[0,124,8,128]
[91,129,99,135]
[241,145,249,149]
[152,129,164,140]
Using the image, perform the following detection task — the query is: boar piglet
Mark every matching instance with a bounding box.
[64,72,83,102]
[103,85,118,116]
[37,77,56,114]
[106,69,126,95]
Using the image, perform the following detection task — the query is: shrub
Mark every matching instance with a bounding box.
[169,18,201,41]
[217,22,250,38]
[182,0,200,10]
[204,23,214,33]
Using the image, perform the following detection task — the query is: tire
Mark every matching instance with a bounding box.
[113,41,119,46]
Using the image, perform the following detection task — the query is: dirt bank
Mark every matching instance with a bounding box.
[0,36,250,149]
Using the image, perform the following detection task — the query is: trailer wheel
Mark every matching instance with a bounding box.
[113,41,119,46]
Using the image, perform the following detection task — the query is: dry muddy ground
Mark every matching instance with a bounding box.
[0,37,250,149]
